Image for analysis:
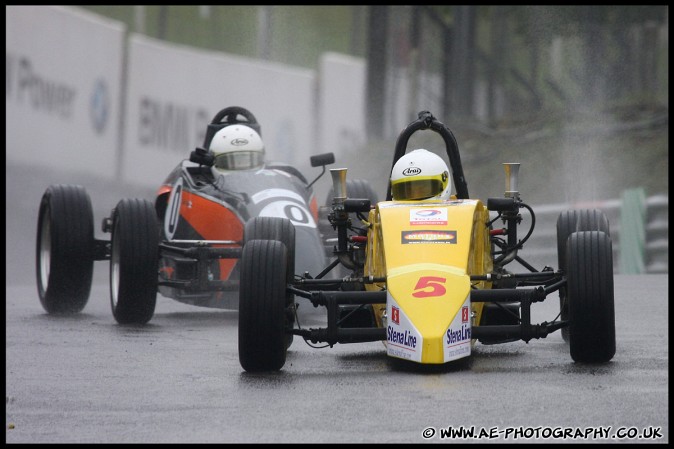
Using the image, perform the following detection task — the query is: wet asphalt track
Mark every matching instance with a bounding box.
[5,275,668,443]
[5,163,669,443]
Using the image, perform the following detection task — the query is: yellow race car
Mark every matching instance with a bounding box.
[237,111,616,372]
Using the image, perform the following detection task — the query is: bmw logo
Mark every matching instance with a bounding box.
[90,79,109,134]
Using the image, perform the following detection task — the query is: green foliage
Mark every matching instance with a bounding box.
[79,5,355,69]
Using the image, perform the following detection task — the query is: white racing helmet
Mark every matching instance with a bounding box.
[209,124,265,171]
[390,149,451,201]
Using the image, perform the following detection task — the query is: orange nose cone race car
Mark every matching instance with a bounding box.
[35,107,380,324]
[236,111,616,372]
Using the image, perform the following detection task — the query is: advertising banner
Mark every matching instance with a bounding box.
[6,6,124,179]
[123,34,316,187]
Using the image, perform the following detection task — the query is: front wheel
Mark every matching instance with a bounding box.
[35,185,94,314]
[567,231,616,363]
[244,216,296,286]
[244,216,296,348]
[238,239,289,372]
[110,198,159,324]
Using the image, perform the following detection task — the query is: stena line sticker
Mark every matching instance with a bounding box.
[444,295,472,362]
[386,293,422,363]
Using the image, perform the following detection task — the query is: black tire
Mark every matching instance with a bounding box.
[567,231,616,363]
[35,185,94,314]
[110,198,159,324]
[557,209,610,342]
[239,239,289,371]
[244,216,296,287]
[324,178,379,208]
[244,216,296,347]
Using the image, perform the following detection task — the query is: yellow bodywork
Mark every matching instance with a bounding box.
[364,198,492,364]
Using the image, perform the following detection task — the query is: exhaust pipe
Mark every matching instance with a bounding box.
[503,163,520,200]
[330,168,348,205]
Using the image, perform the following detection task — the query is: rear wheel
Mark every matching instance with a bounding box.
[319,178,378,271]
[567,231,616,363]
[557,209,610,342]
[239,239,289,371]
[35,185,94,314]
[328,178,379,206]
[110,198,159,324]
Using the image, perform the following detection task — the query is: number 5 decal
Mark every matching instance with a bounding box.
[412,276,446,298]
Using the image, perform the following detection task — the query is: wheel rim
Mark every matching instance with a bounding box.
[110,222,120,309]
[39,210,51,291]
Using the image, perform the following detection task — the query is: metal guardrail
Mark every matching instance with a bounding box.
[508,189,668,274]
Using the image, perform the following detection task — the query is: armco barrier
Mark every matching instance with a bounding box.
[510,189,668,274]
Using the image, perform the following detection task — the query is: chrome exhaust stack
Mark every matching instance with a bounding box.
[330,168,348,205]
[329,168,357,269]
[503,163,520,200]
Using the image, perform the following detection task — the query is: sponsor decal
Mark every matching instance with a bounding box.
[388,346,414,360]
[446,323,472,345]
[138,96,209,153]
[6,54,77,119]
[401,230,457,244]
[461,306,469,323]
[387,294,423,362]
[387,325,417,349]
[444,295,472,362]
[446,345,471,360]
[415,209,442,217]
[410,208,447,225]
[391,306,400,324]
[402,167,421,176]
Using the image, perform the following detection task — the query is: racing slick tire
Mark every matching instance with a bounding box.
[332,178,379,205]
[110,198,159,324]
[36,184,94,314]
[557,209,610,342]
[244,216,296,283]
[566,231,616,363]
[244,216,296,348]
[239,239,290,372]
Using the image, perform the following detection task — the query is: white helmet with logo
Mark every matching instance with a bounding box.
[209,124,265,171]
[390,149,451,201]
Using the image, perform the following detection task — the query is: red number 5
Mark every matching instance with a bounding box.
[412,276,446,298]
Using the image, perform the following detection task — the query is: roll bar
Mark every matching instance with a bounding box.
[386,111,469,200]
